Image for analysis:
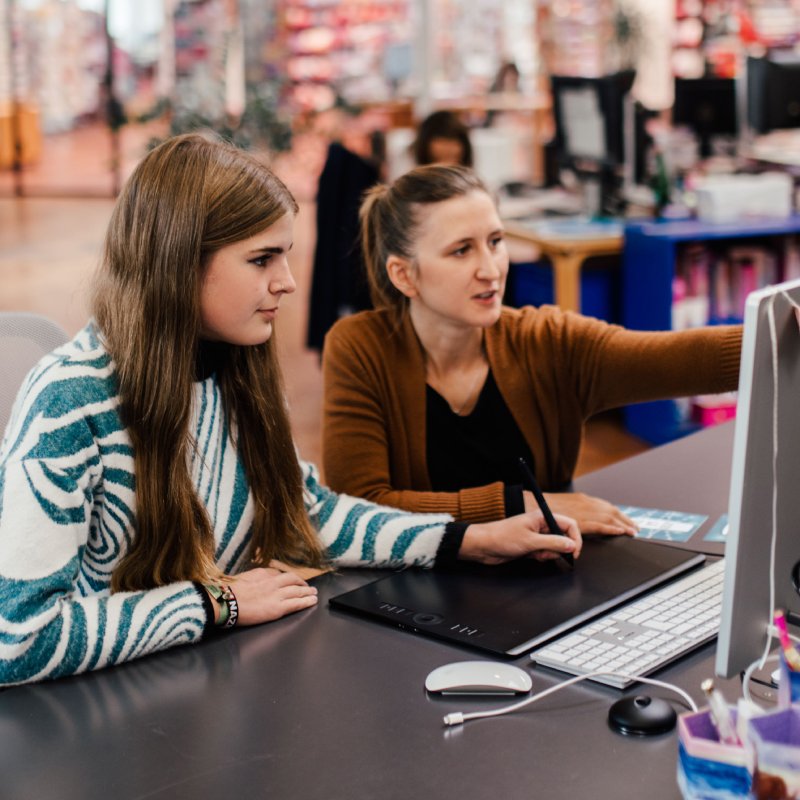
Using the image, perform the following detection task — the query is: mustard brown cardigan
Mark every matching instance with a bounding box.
[322,305,742,523]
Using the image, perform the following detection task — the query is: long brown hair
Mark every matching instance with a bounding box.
[93,132,325,592]
[360,164,489,317]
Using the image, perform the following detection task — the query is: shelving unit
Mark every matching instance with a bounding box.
[622,215,800,444]
[275,0,538,114]
[535,0,616,78]
[673,0,800,80]
[673,0,738,78]
[744,0,800,47]
[277,0,412,112]
[427,0,537,98]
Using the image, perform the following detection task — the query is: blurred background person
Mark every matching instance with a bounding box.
[411,110,473,167]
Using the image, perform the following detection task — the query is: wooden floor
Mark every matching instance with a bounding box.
[0,123,649,477]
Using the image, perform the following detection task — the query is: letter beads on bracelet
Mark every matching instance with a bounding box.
[205,583,239,628]
[221,585,238,628]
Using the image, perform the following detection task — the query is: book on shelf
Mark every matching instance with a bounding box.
[673,242,780,328]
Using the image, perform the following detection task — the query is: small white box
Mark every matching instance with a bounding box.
[694,172,793,222]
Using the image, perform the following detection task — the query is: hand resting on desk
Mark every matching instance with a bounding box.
[460,511,581,565]
[220,567,319,625]
[528,492,638,538]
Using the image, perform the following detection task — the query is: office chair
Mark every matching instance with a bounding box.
[0,311,68,437]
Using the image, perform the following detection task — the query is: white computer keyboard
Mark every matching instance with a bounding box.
[530,558,725,688]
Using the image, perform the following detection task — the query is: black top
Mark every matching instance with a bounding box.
[426,369,534,514]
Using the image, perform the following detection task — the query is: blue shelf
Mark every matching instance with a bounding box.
[510,259,621,324]
[622,215,800,444]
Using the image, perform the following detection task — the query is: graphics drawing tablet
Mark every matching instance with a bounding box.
[329,537,705,657]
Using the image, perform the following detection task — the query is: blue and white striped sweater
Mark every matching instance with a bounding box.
[0,324,451,686]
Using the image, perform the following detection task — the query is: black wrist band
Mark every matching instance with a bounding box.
[193,582,217,636]
[434,523,468,569]
[504,484,525,517]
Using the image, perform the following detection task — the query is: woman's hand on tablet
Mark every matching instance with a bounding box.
[459,511,582,565]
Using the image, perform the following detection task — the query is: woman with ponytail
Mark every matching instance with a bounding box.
[0,134,581,687]
[322,164,742,530]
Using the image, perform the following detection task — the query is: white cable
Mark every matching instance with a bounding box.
[780,289,800,314]
[740,290,800,696]
[742,652,780,707]
[742,623,800,706]
[779,289,800,606]
[442,670,698,727]
[759,293,780,672]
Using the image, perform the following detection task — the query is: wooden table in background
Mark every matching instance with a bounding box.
[504,219,624,313]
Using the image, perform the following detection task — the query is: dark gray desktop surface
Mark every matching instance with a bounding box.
[575,420,735,555]
[0,423,738,800]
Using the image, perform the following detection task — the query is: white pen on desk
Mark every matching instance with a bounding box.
[701,678,740,745]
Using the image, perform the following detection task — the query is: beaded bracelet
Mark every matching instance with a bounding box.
[204,583,239,628]
[220,585,239,628]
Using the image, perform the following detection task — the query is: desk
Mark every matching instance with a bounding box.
[504,219,624,312]
[574,420,733,549]
[0,424,736,800]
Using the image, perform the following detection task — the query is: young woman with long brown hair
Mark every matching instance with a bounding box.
[0,134,580,687]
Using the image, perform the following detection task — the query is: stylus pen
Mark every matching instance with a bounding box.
[518,457,574,567]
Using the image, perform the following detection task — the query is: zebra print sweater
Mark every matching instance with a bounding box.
[0,323,451,687]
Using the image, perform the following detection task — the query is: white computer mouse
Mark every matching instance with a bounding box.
[425,660,533,695]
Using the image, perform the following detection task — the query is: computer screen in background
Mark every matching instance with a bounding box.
[715,277,800,679]
[747,53,800,135]
[557,84,607,161]
[551,71,635,168]
[549,71,639,215]
[672,77,738,159]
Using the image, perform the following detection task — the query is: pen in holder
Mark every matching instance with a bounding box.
[774,610,800,708]
[778,649,800,709]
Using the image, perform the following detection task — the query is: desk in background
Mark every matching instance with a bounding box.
[0,424,737,800]
[503,218,624,313]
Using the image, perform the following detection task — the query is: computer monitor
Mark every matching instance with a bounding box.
[715,277,800,679]
[550,70,635,171]
[549,71,636,214]
[672,77,737,158]
[747,53,800,134]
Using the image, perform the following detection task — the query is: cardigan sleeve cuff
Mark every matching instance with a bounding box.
[457,482,507,522]
[504,484,525,517]
[716,325,744,392]
[193,582,217,637]
[434,523,468,569]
